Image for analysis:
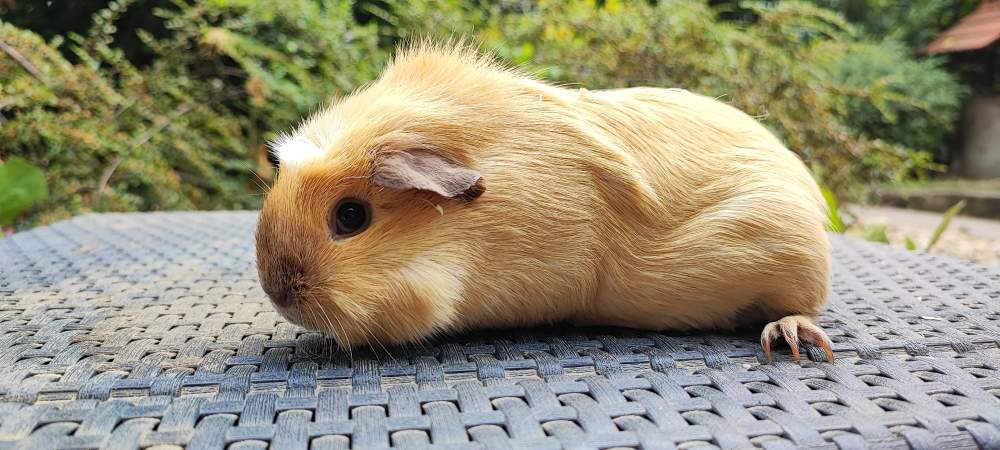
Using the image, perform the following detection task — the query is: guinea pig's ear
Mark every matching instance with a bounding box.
[373,149,485,201]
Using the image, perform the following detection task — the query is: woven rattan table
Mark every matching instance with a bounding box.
[1,211,998,450]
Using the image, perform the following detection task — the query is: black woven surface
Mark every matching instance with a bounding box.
[1,211,999,450]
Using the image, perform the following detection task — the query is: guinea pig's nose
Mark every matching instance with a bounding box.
[267,287,295,308]
[262,265,304,308]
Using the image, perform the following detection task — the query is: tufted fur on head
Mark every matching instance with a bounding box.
[255,38,831,349]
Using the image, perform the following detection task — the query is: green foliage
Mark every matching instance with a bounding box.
[926,199,965,251]
[0,0,973,227]
[823,186,966,251]
[1,0,382,228]
[390,0,952,198]
[862,223,890,244]
[814,40,967,161]
[810,0,980,51]
[810,0,991,110]
[821,186,846,233]
[0,157,48,226]
[149,0,384,127]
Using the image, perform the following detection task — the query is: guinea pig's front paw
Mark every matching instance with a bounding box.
[760,315,835,364]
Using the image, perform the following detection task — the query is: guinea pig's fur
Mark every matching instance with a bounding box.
[256,40,832,357]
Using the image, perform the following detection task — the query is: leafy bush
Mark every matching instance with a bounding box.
[810,0,980,51]
[813,40,967,161]
[1,0,381,228]
[0,0,970,228]
[0,157,48,227]
[148,0,384,129]
[391,0,957,196]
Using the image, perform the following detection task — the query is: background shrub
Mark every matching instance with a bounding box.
[0,0,971,229]
[388,0,965,195]
[1,0,382,227]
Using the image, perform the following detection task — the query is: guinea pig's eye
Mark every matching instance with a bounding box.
[331,199,371,239]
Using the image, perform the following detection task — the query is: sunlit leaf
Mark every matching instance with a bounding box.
[0,158,49,226]
[925,200,966,252]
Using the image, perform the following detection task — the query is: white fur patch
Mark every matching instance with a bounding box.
[269,134,325,166]
[397,254,467,305]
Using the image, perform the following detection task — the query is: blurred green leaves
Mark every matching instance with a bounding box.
[926,199,966,251]
[0,0,973,228]
[814,40,967,161]
[821,186,847,234]
[822,184,966,252]
[1,0,382,228]
[391,0,962,199]
[0,158,48,227]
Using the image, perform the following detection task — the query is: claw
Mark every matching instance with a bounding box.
[760,315,835,364]
[780,322,800,362]
[760,321,778,363]
[798,321,836,364]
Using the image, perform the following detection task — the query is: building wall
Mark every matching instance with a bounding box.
[958,94,1000,179]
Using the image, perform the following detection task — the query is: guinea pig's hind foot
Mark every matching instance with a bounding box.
[760,315,835,364]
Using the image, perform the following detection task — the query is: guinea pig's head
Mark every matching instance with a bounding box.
[255,102,488,348]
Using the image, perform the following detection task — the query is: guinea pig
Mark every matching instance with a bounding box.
[255,40,834,363]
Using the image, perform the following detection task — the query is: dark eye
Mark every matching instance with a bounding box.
[332,199,370,238]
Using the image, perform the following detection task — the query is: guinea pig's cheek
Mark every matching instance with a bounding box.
[384,257,467,340]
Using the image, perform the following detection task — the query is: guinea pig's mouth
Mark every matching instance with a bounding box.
[269,295,313,325]
[269,294,358,349]
[262,278,446,351]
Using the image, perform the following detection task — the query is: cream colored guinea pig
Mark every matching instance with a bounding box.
[255,41,834,363]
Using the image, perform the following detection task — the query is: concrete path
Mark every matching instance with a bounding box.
[846,204,1000,266]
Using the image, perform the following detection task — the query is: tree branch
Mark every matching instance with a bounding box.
[0,40,48,85]
[96,103,196,197]
[95,155,121,197]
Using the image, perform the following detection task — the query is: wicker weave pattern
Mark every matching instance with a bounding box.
[0,211,998,449]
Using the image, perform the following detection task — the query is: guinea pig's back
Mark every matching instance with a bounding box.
[578,86,825,216]
[572,86,832,330]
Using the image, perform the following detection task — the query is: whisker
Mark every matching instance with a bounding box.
[301,302,324,359]
[330,307,353,361]
[358,318,391,363]
[313,304,338,350]
[239,159,273,195]
[319,297,353,361]
[303,292,349,360]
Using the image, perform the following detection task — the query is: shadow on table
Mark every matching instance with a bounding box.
[286,322,793,368]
